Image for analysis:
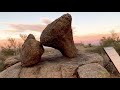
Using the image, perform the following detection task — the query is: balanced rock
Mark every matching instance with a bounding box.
[40,13,78,58]
[20,34,44,67]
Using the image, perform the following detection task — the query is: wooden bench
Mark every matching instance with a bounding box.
[104,47,120,73]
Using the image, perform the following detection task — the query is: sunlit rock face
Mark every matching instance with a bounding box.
[40,13,78,58]
[20,34,44,67]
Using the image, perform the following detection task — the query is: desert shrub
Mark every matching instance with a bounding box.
[85,43,93,48]
[113,44,120,55]
[100,30,120,46]
[88,30,120,55]
[87,46,105,54]
[0,54,6,61]
[19,34,27,41]
[0,37,17,56]
[0,36,24,56]
[79,42,85,47]
[1,47,15,56]
[88,43,92,47]
[8,38,17,49]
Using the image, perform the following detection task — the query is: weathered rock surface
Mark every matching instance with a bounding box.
[0,50,108,78]
[20,34,44,67]
[4,55,20,68]
[40,13,77,58]
[77,63,110,78]
[0,62,21,78]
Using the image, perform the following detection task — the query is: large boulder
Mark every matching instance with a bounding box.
[20,34,44,67]
[40,13,78,58]
[77,63,110,78]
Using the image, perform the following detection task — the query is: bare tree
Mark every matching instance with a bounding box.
[20,34,27,41]
[110,30,119,41]
[7,38,17,49]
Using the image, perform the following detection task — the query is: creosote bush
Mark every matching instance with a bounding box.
[87,30,120,55]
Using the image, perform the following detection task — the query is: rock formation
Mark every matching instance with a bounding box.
[20,34,44,67]
[0,50,110,78]
[0,14,114,78]
[40,13,78,58]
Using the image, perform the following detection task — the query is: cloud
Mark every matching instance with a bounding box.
[9,24,46,32]
[0,17,52,33]
[41,17,52,25]
[0,17,78,35]
[0,22,82,41]
[8,18,52,32]
[1,29,17,32]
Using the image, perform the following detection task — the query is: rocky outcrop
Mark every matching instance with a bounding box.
[4,55,20,68]
[40,13,77,58]
[77,63,110,78]
[0,14,112,78]
[0,50,109,78]
[0,63,21,78]
[20,34,44,67]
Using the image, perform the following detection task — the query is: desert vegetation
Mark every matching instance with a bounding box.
[0,34,27,72]
[0,30,120,75]
[85,30,120,55]
[0,13,119,78]
[73,30,120,77]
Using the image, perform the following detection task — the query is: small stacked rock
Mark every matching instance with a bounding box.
[40,13,78,58]
[20,34,44,67]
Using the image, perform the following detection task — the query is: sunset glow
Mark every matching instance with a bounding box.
[0,12,120,46]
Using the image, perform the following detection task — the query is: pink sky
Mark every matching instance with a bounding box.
[1,12,120,46]
[1,32,120,47]
[74,33,118,45]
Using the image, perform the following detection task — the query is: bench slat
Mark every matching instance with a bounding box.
[104,47,120,73]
